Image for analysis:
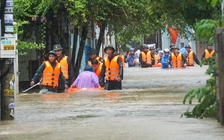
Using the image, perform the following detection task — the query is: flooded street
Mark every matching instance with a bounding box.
[1,66,224,140]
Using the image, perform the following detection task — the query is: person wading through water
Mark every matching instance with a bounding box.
[30,50,68,93]
[53,44,75,92]
[100,45,123,90]
[139,45,152,68]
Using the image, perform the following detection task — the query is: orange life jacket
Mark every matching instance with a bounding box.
[41,61,61,88]
[171,52,182,68]
[88,56,104,66]
[141,51,151,65]
[153,55,159,64]
[95,62,103,78]
[105,56,120,81]
[204,49,214,59]
[58,56,68,80]
[187,51,194,66]
[119,55,125,67]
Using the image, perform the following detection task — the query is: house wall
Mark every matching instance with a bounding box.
[161,29,199,55]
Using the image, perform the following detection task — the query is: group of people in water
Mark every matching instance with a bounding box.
[30,43,214,94]
[125,44,214,69]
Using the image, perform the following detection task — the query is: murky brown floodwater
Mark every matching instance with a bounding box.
[1,66,224,140]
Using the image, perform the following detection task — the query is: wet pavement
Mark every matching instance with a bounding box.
[1,65,224,140]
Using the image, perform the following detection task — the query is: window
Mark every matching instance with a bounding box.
[181,43,184,48]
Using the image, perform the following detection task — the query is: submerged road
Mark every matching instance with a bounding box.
[1,66,224,140]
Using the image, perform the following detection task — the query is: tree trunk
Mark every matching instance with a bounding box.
[96,22,107,53]
[74,26,88,79]
[71,27,78,71]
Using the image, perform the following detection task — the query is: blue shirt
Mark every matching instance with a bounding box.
[125,54,136,67]
[161,55,170,68]
[179,48,187,58]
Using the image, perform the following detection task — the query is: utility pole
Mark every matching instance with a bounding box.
[0,0,18,120]
[215,0,224,126]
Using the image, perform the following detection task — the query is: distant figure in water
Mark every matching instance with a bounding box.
[71,65,100,88]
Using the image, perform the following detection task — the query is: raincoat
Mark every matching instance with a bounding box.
[74,71,99,88]
[125,54,136,67]
[161,55,170,68]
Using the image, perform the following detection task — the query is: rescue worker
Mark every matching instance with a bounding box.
[91,58,103,79]
[100,45,123,90]
[158,51,163,63]
[139,45,152,68]
[161,49,171,68]
[125,48,137,67]
[185,45,200,66]
[87,48,104,66]
[169,44,175,52]
[30,50,68,93]
[149,46,159,66]
[155,48,160,56]
[117,51,125,67]
[170,46,187,68]
[201,44,215,65]
[70,65,99,88]
[53,44,75,93]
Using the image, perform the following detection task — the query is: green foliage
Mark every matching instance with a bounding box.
[208,0,222,7]
[195,19,224,43]
[13,0,221,55]
[14,0,63,55]
[182,57,217,118]
[16,41,45,55]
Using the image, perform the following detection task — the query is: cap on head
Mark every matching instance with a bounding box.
[172,46,179,50]
[159,51,163,54]
[164,48,170,53]
[185,45,191,49]
[48,50,57,56]
[104,45,115,53]
[149,46,156,50]
[53,44,63,51]
[143,45,149,49]
[88,48,98,55]
[170,44,175,49]
[130,48,134,51]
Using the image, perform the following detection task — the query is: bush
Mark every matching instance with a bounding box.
[182,56,216,118]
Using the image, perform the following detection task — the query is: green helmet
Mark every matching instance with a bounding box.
[149,46,156,50]
[104,45,115,53]
[48,50,57,56]
[172,46,179,50]
[142,45,149,49]
[53,44,63,51]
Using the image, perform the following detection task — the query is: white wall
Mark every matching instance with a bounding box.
[161,28,197,54]
[161,29,170,50]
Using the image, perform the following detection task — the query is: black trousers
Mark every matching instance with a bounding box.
[105,81,122,90]
[141,64,151,68]
[57,80,69,93]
